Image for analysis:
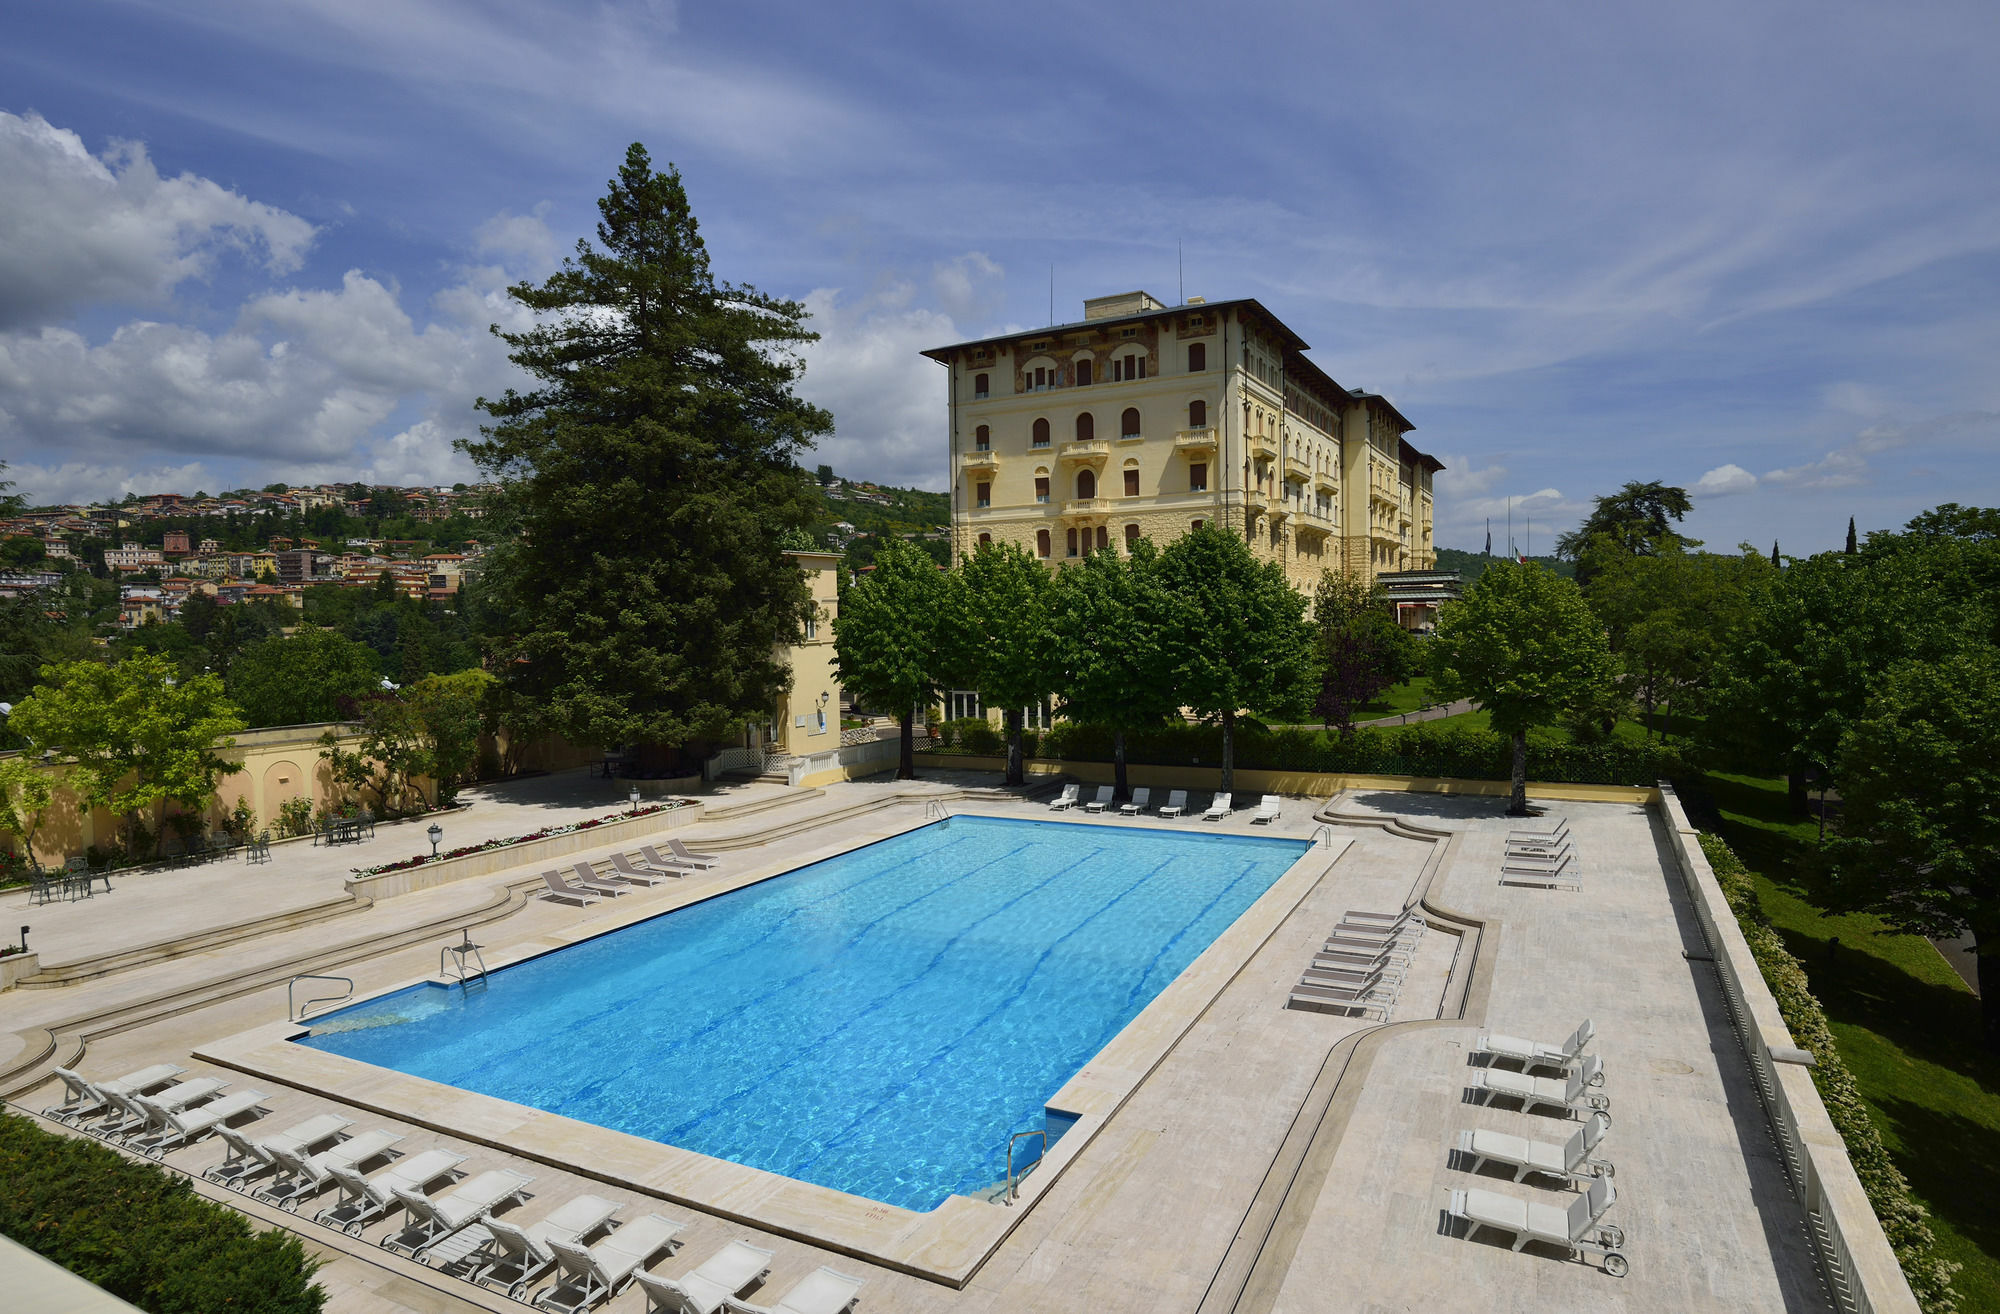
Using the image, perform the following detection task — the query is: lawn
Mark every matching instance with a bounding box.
[1350,676,1440,720]
[1701,771,1999,1312]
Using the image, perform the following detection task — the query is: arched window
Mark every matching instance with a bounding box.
[1095,526,1109,551]
[974,372,990,398]
[1121,407,1141,438]
[1075,359,1093,386]
[974,424,990,450]
[1036,529,1051,558]
[1187,343,1206,372]
[1189,398,1207,428]
[1191,519,1205,531]
[1075,412,1094,442]
[1076,469,1097,500]
[1124,523,1140,545]
[1032,417,1050,446]
[978,532,991,546]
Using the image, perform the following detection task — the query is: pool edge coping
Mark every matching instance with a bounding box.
[194,811,1349,1288]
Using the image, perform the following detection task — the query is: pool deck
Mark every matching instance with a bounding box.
[0,769,1837,1313]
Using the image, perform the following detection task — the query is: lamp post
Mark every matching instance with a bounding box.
[427,823,442,860]
[628,786,640,816]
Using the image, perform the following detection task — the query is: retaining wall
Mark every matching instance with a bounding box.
[343,804,703,900]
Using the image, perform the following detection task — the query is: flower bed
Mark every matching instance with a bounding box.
[348,800,692,880]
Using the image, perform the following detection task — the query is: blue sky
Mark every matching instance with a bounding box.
[3,0,1996,553]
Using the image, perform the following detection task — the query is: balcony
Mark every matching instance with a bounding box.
[1249,434,1278,461]
[959,449,998,473]
[1058,440,1111,464]
[1284,456,1310,483]
[1061,498,1114,517]
[1245,489,1269,513]
[1314,470,1338,495]
[1268,501,1291,523]
[1174,427,1218,454]
[1294,510,1333,539]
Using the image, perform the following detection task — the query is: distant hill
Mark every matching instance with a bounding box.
[1434,546,1574,584]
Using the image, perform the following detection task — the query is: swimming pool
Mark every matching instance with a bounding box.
[295,815,1310,1211]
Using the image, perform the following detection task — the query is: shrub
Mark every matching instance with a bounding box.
[1697,834,1960,1313]
[1037,721,1687,787]
[0,1113,325,1313]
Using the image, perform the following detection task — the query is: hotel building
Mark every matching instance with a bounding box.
[922,291,1440,591]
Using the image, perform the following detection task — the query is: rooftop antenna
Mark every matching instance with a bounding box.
[1049,265,1055,327]
[1178,240,1184,305]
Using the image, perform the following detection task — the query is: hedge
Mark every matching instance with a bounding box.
[0,1113,325,1314]
[1697,834,1960,1314]
[1028,720,1689,787]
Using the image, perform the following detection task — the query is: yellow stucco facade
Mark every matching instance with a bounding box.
[923,292,1439,590]
[772,550,842,756]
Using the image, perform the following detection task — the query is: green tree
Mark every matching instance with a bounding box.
[1155,525,1316,796]
[833,539,949,779]
[1556,480,1696,586]
[1707,547,1974,831]
[0,756,56,865]
[9,655,246,856]
[227,629,381,727]
[1825,649,2000,1050]
[463,143,827,751]
[1427,561,1614,815]
[1310,571,1416,732]
[1049,539,1180,798]
[404,669,495,802]
[943,542,1057,785]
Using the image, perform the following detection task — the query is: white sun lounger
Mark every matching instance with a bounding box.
[44,1062,185,1126]
[1467,1055,1609,1117]
[1158,789,1189,818]
[1343,907,1426,935]
[206,1113,353,1189]
[1203,792,1233,821]
[1508,817,1569,847]
[317,1147,469,1235]
[536,1214,687,1312]
[468,1194,623,1298]
[258,1128,406,1209]
[569,862,630,896]
[1047,784,1080,811]
[1500,852,1582,891]
[1475,1019,1595,1075]
[722,1264,868,1314]
[665,837,722,868]
[1447,1173,1627,1275]
[382,1168,536,1258]
[1324,934,1413,965]
[1119,787,1151,815]
[130,1087,269,1158]
[100,1076,228,1141]
[1330,917,1423,949]
[607,852,675,886]
[1313,950,1407,984]
[1288,979,1391,1020]
[634,1239,776,1314]
[1082,785,1114,813]
[639,845,702,874]
[541,870,603,906]
[1251,795,1281,823]
[1457,1110,1612,1184]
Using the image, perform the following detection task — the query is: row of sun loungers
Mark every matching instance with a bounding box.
[1287,907,1426,1017]
[1050,785,1284,823]
[44,1060,867,1313]
[1444,1018,1629,1277]
[541,838,723,906]
[1499,816,1583,891]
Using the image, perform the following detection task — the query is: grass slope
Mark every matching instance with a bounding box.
[1704,771,1999,1312]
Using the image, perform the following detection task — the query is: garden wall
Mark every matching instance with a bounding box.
[344,802,703,900]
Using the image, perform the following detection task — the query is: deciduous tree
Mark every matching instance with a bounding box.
[833,540,950,780]
[1825,649,2000,1050]
[464,143,827,750]
[227,628,381,728]
[943,542,1057,785]
[1427,561,1614,815]
[1155,526,1316,796]
[1049,540,1180,798]
[1310,571,1416,732]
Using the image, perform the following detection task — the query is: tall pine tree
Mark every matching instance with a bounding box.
[464,145,829,750]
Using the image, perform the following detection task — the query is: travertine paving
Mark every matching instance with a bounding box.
[1,776,1830,1313]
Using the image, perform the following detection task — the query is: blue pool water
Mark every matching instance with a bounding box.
[295,816,1308,1210]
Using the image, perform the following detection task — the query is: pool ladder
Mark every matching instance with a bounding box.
[1311,823,1336,847]
[288,974,353,1024]
[440,928,489,989]
[926,799,952,822]
[1004,1129,1047,1204]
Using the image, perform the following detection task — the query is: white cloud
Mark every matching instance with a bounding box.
[10,460,221,508]
[474,203,561,274]
[0,110,316,328]
[930,252,1004,323]
[1695,463,1758,497]
[794,286,954,489]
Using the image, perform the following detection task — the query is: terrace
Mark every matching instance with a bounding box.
[0,768,1898,1313]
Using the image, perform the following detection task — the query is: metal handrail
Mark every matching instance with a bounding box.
[926,799,952,822]
[289,973,353,1023]
[440,928,487,986]
[1311,824,1336,847]
[1005,1128,1048,1203]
